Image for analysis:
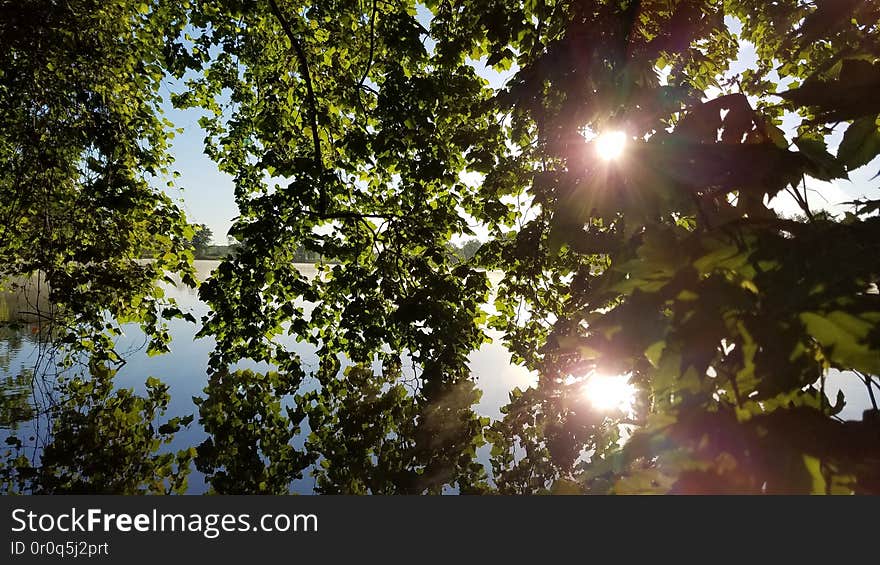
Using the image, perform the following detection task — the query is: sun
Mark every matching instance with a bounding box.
[582,373,636,413]
[595,130,627,161]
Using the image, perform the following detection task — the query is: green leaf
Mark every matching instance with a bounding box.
[795,137,848,180]
[802,455,826,495]
[645,340,666,368]
[800,311,880,374]
[837,115,880,170]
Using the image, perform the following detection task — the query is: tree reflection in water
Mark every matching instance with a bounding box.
[1,326,489,494]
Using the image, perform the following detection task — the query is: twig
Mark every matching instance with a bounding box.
[857,370,878,411]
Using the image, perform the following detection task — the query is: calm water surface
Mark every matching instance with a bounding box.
[0,261,536,492]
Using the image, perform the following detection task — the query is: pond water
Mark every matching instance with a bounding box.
[0,261,536,493]
[0,261,871,493]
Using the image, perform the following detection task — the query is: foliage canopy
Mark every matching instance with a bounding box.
[2,0,880,494]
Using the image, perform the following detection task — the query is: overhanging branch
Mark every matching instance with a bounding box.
[267,0,326,214]
[301,209,402,221]
[358,0,378,89]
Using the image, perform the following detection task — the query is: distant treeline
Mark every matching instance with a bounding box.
[445,238,482,264]
[195,239,482,262]
[193,240,482,262]
[182,244,324,262]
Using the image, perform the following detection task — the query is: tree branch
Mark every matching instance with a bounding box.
[358,0,378,89]
[302,210,402,221]
[267,0,326,214]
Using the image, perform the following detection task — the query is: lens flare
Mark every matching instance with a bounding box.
[582,373,636,413]
[595,130,627,161]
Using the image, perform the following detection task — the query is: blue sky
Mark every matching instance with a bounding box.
[156,16,879,244]
[157,90,238,245]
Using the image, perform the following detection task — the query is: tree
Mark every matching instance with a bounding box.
[446,238,483,264]
[190,224,213,255]
[0,0,197,362]
[459,239,483,262]
[3,0,880,494]
[0,0,198,493]
[180,0,880,494]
